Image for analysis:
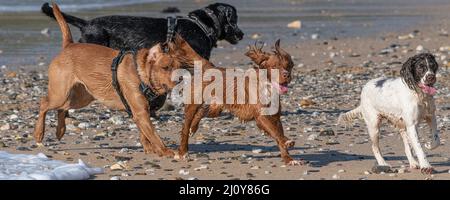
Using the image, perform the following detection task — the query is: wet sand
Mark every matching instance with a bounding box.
[0,0,450,180]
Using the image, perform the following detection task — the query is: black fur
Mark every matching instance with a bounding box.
[41,2,244,60]
[400,53,439,92]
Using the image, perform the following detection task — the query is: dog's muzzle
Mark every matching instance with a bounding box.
[424,74,436,86]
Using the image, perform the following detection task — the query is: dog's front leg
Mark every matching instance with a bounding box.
[255,115,304,166]
[125,91,174,157]
[425,115,440,150]
[406,124,433,174]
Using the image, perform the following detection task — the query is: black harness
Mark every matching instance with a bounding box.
[111,50,160,117]
[163,8,222,51]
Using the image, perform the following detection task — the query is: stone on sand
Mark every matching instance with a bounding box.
[1,123,10,131]
[287,20,302,29]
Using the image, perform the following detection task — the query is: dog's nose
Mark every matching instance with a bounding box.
[236,30,244,40]
[426,75,436,83]
[282,71,290,79]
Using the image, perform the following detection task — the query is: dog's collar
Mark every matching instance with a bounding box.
[187,9,221,48]
[202,8,222,39]
[111,50,161,117]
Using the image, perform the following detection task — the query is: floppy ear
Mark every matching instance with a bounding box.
[400,55,418,91]
[273,39,290,58]
[147,44,162,63]
[245,41,269,66]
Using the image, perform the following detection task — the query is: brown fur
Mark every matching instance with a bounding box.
[178,40,301,164]
[33,3,204,157]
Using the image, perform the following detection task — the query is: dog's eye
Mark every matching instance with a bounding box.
[162,66,170,71]
[417,64,425,72]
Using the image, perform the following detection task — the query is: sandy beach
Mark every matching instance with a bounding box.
[1,0,450,180]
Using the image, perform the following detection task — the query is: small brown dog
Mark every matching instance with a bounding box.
[33,3,202,157]
[177,41,303,165]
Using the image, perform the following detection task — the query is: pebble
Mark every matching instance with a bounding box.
[110,161,129,171]
[252,148,263,154]
[0,141,7,147]
[179,169,190,175]
[251,33,262,40]
[250,166,261,170]
[194,165,208,171]
[287,20,302,29]
[319,129,335,136]
[416,45,424,51]
[110,176,120,180]
[0,124,10,131]
[371,165,395,174]
[77,122,89,129]
[338,169,346,173]
[109,116,124,125]
[9,114,18,120]
[187,177,198,180]
[332,174,340,179]
[311,34,319,40]
[300,99,315,107]
[326,139,340,145]
[16,146,31,151]
[307,134,318,141]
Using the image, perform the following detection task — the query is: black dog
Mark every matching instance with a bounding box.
[41,2,244,60]
[41,2,244,113]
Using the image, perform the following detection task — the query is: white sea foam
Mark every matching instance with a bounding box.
[0,151,103,180]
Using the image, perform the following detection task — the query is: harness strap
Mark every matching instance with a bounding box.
[111,50,133,117]
[111,50,161,117]
[163,16,179,52]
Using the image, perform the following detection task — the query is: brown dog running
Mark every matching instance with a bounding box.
[177,41,303,165]
[33,3,203,157]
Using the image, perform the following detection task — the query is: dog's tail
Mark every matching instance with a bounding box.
[338,106,362,126]
[52,2,73,48]
[42,2,87,29]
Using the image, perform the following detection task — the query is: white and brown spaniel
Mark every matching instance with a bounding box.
[339,53,440,174]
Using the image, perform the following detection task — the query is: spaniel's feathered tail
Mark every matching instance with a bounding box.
[338,106,362,126]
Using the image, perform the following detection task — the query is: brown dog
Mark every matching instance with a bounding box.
[33,3,202,157]
[177,41,303,165]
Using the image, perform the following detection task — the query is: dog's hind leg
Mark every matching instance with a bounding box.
[55,83,94,141]
[189,104,210,137]
[178,104,203,159]
[33,66,76,144]
[400,129,419,169]
[365,116,389,166]
[33,96,50,144]
[55,109,68,141]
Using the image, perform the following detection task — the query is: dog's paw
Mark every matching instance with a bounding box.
[174,152,190,160]
[287,160,308,166]
[420,167,434,175]
[284,140,295,148]
[409,163,420,169]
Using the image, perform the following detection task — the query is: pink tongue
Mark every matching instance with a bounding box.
[273,82,288,94]
[419,84,437,95]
